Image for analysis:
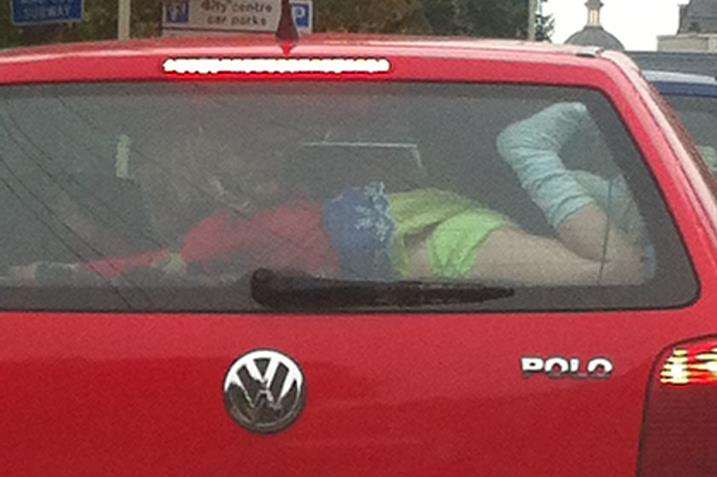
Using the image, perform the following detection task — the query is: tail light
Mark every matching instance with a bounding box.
[639,338,717,476]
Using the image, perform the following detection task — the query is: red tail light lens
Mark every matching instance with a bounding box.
[660,344,717,385]
[639,338,717,476]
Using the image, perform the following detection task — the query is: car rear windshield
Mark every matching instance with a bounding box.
[662,94,717,175]
[0,82,697,312]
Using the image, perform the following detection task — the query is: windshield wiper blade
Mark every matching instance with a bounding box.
[250,268,515,310]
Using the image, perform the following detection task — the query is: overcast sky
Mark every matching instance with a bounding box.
[544,0,689,51]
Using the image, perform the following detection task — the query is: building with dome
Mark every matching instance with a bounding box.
[565,0,624,51]
[659,0,717,52]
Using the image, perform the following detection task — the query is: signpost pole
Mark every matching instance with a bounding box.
[118,0,131,40]
[528,0,537,41]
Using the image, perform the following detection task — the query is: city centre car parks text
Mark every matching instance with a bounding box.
[200,1,275,28]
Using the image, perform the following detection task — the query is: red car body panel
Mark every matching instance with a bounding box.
[0,36,715,476]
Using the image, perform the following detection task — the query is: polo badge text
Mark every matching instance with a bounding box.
[521,356,614,379]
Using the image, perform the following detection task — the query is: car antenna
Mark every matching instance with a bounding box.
[275,0,299,55]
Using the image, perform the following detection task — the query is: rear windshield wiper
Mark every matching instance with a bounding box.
[250,268,515,310]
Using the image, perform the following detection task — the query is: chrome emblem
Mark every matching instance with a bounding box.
[223,349,306,434]
[521,356,614,379]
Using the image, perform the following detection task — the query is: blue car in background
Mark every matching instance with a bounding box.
[646,70,717,174]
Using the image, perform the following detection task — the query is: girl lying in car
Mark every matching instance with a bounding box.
[8,103,650,288]
[324,102,650,286]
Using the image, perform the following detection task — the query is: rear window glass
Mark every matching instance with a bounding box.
[663,94,717,175]
[0,82,697,312]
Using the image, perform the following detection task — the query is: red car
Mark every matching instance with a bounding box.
[0,33,715,476]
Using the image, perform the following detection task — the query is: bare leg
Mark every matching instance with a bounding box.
[406,225,643,286]
[557,203,641,261]
[556,203,644,283]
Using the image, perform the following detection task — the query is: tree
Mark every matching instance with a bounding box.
[0,0,162,48]
[0,0,539,49]
[535,12,554,42]
[535,0,554,42]
[423,0,532,38]
[313,0,433,34]
[314,0,537,39]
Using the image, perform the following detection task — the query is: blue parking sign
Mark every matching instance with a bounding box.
[11,0,84,26]
[291,1,312,32]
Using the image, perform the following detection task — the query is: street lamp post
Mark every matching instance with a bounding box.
[528,0,537,41]
[118,0,131,40]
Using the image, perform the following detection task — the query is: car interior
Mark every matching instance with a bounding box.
[0,82,640,280]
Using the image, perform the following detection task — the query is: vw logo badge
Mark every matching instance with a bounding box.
[223,349,306,434]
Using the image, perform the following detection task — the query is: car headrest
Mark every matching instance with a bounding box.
[283,142,428,200]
